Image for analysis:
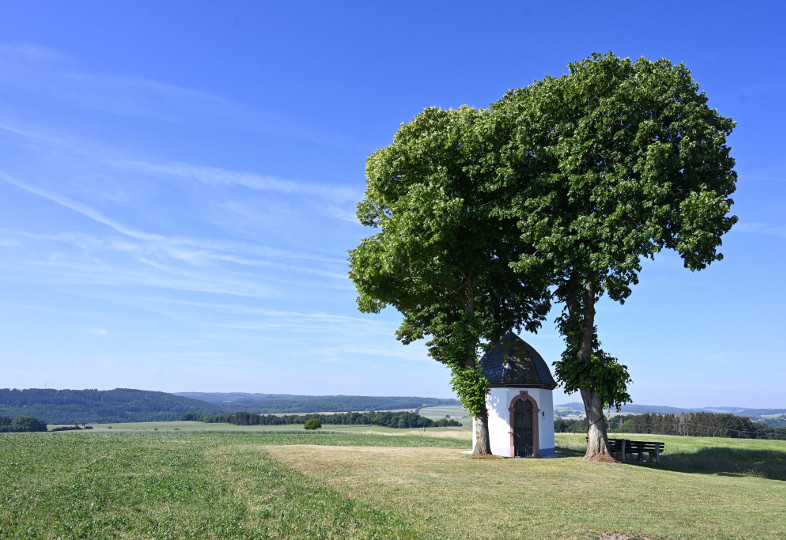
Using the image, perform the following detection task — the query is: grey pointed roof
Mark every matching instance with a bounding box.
[479,331,557,389]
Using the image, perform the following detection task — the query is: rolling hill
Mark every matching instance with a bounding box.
[0,388,227,424]
[555,402,786,427]
[174,392,461,414]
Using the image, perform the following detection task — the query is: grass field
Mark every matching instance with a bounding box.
[2,427,784,539]
[71,421,471,440]
[418,405,472,427]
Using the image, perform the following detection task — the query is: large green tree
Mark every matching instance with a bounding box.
[492,53,737,460]
[349,106,550,455]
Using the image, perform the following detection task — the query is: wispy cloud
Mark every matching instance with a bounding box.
[0,43,250,121]
[0,236,20,247]
[0,42,364,148]
[303,344,432,364]
[734,222,786,238]
[0,170,162,241]
[0,172,349,280]
[113,160,361,205]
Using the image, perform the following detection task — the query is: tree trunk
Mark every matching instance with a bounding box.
[581,387,613,461]
[463,272,492,456]
[472,403,492,455]
[573,279,614,461]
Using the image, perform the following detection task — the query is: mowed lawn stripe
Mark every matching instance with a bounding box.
[264,442,786,539]
[2,430,785,538]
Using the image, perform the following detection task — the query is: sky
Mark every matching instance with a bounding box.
[0,2,784,408]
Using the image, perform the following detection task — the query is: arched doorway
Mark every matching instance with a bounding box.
[509,392,540,457]
[513,399,533,457]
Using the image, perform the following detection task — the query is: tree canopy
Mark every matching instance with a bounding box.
[349,105,551,454]
[491,52,737,458]
[350,52,736,460]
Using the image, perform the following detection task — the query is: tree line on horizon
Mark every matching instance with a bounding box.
[0,388,462,424]
[179,410,463,429]
[555,412,786,440]
[0,388,225,424]
[0,415,47,432]
[4,409,784,440]
[178,392,460,414]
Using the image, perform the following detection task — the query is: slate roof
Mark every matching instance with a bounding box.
[479,331,557,389]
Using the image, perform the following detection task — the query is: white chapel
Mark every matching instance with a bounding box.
[473,331,557,457]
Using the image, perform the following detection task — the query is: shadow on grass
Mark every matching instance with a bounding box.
[556,443,786,481]
[660,447,786,481]
[554,444,585,458]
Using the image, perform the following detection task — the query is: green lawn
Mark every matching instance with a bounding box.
[76,420,471,439]
[418,405,472,426]
[2,429,784,538]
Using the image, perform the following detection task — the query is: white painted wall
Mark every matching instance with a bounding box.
[472,387,555,457]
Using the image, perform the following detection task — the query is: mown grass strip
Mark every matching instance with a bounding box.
[3,430,784,539]
[557,433,786,481]
[267,440,786,539]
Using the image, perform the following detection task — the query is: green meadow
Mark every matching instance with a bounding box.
[1,427,784,539]
[418,405,472,427]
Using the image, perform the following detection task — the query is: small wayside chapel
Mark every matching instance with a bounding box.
[473,331,557,458]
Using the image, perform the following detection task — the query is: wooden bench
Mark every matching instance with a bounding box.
[587,437,665,463]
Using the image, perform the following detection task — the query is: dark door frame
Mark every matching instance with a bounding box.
[509,391,540,458]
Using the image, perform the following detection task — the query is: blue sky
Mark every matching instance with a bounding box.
[1,2,784,408]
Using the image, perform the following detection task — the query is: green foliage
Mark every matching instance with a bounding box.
[555,349,632,410]
[631,412,786,440]
[349,105,550,417]
[448,366,489,416]
[176,392,460,414]
[554,309,632,409]
[491,52,737,412]
[554,417,589,433]
[0,388,226,424]
[184,410,462,429]
[0,415,47,432]
[349,52,736,438]
[555,413,786,440]
[1,389,462,424]
[304,418,322,430]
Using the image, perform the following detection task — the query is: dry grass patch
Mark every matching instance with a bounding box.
[265,444,786,539]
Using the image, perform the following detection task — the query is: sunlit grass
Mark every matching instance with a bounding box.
[2,430,784,538]
[418,405,472,426]
[81,420,473,440]
[557,432,786,480]
[272,436,786,539]
[0,432,464,538]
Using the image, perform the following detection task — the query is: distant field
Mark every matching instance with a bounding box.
[2,428,784,538]
[418,405,472,426]
[63,421,473,440]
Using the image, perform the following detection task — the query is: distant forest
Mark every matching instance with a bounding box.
[0,389,460,424]
[556,402,786,427]
[0,415,48,432]
[175,392,461,414]
[180,410,462,429]
[555,412,786,440]
[0,388,226,424]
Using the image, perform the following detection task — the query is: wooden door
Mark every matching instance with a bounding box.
[513,399,534,457]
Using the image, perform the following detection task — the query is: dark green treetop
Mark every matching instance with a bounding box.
[491,52,737,410]
[349,105,551,415]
